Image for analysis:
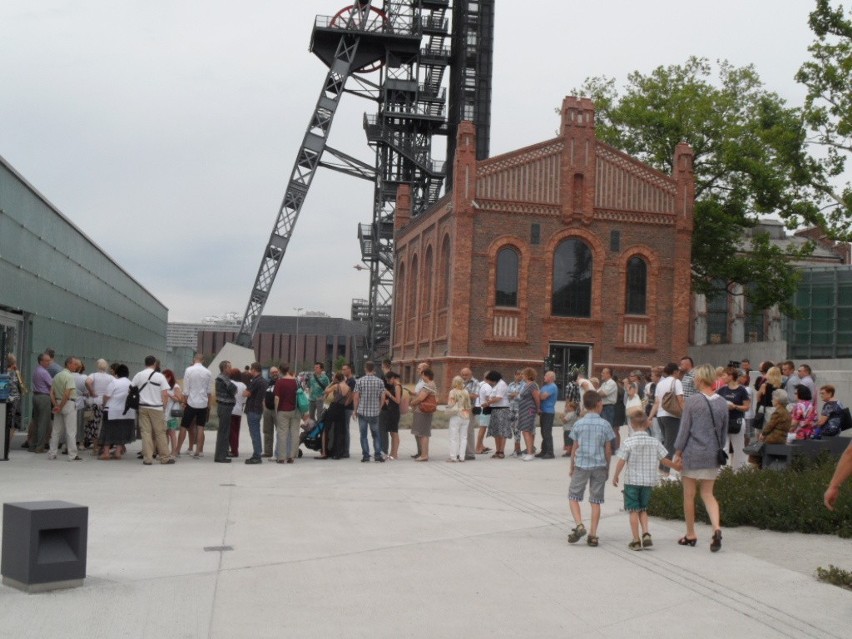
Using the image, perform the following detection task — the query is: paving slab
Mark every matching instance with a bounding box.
[0,427,850,639]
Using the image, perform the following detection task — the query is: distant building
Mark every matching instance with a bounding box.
[693,219,850,347]
[391,97,695,394]
[196,315,367,370]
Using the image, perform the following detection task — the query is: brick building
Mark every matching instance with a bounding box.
[391,96,695,396]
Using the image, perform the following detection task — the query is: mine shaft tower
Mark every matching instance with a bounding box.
[235,1,494,362]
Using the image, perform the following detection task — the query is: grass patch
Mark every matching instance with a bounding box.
[816,565,852,590]
[648,455,852,538]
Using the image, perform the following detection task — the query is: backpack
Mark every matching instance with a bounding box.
[124,370,154,415]
[296,387,310,414]
[839,406,852,432]
[264,380,276,410]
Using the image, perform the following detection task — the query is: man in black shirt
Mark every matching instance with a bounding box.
[244,362,268,464]
[262,367,280,458]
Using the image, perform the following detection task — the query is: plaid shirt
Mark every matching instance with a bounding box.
[616,432,669,486]
[354,373,385,417]
[572,413,615,468]
[681,370,696,398]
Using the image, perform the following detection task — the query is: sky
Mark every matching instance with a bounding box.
[0,0,821,323]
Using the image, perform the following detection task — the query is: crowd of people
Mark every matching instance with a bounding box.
[4,348,850,551]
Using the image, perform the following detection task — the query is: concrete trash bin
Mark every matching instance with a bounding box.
[2,501,88,593]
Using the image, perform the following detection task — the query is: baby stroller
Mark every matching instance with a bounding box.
[300,418,326,453]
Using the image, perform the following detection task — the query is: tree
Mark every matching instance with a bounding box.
[575,57,818,316]
[796,0,852,239]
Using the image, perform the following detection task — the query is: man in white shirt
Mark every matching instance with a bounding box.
[179,354,213,458]
[598,367,618,427]
[132,356,173,465]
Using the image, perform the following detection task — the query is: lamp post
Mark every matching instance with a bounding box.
[293,307,303,370]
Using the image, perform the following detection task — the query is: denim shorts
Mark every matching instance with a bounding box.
[568,466,608,504]
[623,484,652,512]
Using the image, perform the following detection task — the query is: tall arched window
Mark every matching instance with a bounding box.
[552,238,592,317]
[495,247,519,307]
[408,255,419,319]
[422,247,433,310]
[440,235,451,307]
[625,256,648,315]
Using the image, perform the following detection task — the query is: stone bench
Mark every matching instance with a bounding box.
[761,437,850,471]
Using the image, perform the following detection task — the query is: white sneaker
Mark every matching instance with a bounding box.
[47,452,57,460]
[522,454,535,462]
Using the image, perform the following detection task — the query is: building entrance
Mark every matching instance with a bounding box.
[547,343,591,400]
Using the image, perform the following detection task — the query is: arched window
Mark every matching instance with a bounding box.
[625,256,648,315]
[552,238,592,317]
[495,247,519,307]
[422,247,433,310]
[408,255,419,319]
[440,235,451,307]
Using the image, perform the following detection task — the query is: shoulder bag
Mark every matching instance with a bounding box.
[661,381,682,417]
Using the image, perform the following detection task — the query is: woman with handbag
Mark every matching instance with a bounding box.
[409,368,438,462]
[716,366,750,468]
[648,363,684,479]
[672,364,729,552]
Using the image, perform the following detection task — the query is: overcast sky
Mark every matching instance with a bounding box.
[0,0,819,322]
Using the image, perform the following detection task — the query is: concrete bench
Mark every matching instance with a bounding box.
[761,437,849,471]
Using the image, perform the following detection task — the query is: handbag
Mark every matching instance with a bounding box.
[728,417,743,435]
[170,406,184,418]
[419,392,437,414]
[752,406,765,432]
[662,387,682,417]
[743,441,765,456]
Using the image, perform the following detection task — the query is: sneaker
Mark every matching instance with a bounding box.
[374,457,385,463]
[628,539,643,551]
[567,524,586,544]
[47,452,57,460]
[522,454,535,462]
[642,533,653,548]
[361,457,371,463]
[69,456,82,462]
[510,450,522,458]
[245,457,262,465]
[160,458,176,465]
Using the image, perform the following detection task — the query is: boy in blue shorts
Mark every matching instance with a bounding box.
[612,410,676,550]
[567,390,614,547]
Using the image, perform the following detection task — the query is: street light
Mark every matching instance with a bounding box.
[293,306,303,370]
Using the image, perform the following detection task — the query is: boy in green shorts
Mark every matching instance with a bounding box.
[612,410,676,550]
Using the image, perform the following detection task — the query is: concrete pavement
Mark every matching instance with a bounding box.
[0,425,850,639]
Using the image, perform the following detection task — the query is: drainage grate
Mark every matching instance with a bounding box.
[203,545,234,552]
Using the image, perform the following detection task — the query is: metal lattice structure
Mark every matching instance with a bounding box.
[235,1,494,359]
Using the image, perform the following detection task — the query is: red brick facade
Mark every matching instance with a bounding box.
[392,97,695,392]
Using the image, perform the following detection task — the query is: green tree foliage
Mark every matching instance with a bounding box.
[576,58,818,315]
[796,0,852,239]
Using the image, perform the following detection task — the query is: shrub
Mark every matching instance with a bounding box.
[647,456,852,538]
[816,565,852,590]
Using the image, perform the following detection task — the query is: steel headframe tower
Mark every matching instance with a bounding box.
[353,0,453,360]
[235,1,421,347]
[234,2,493,360]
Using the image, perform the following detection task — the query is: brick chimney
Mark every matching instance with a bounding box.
[452,121,478,214]
[560,96,597,224]
[394,184,412,231]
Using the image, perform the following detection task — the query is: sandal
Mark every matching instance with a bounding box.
[414,457,429,462]
[567,524,586,544]
[490,451,504,459]
[677,536,697,547]
[586,535,599,547]
[641,532,653,548]
[476,447,492,455]
[710,529,722,553]
[628,539,642,551]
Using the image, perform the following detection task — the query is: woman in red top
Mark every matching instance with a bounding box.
[273,366,300,463]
